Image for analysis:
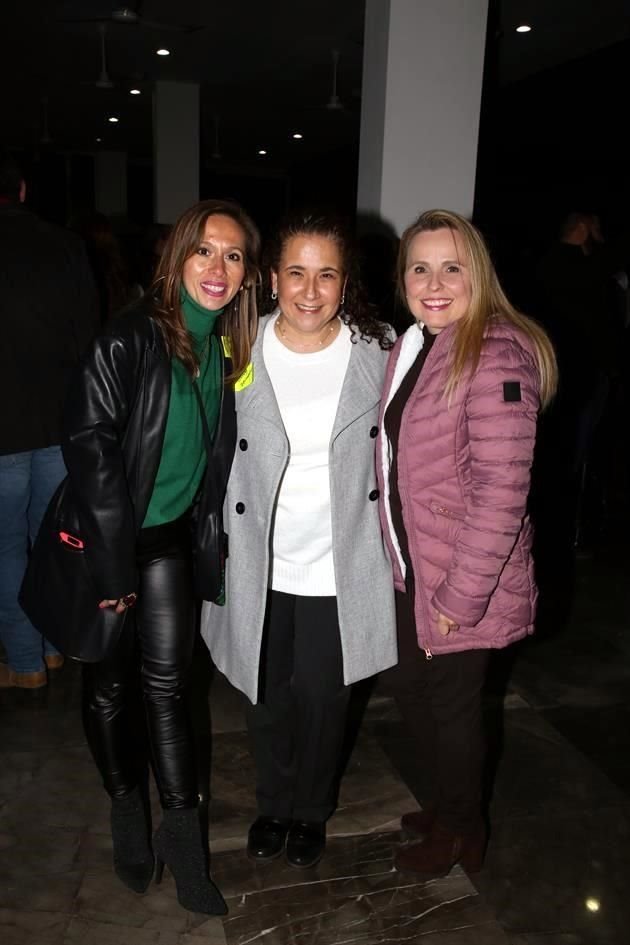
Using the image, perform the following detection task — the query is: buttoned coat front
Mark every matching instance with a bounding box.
[200,316,397,704]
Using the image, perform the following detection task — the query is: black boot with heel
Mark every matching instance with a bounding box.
[153,806,227,915]
[110,786,154,894]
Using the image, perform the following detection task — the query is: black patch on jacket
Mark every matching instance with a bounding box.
[503,381,521,402]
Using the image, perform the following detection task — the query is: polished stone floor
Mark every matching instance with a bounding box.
[1,542,629,944]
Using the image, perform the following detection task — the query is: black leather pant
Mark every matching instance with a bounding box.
[82,514,198,809]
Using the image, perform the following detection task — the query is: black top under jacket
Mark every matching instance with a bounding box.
[384,325,436,586]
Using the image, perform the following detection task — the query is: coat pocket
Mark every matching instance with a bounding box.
[429,501,466,521]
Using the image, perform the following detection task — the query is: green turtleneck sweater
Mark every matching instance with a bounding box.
[143,290,223,528]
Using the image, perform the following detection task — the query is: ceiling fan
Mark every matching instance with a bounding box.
[60,1,203,34]
[95,24,114,89]
[325,49,344,111]
[79,22,150,91]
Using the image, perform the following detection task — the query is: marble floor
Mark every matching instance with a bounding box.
[1,541,629,944]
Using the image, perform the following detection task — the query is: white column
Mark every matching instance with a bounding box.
[94,150,127,217]
[358,0,488,234]
[153,80,199,224]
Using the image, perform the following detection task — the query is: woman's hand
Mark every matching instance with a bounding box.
[435,610,459,637]
[99,594,137,614]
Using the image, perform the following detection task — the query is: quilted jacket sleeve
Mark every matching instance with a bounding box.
[62,328,139,600]
[431,338,540,627]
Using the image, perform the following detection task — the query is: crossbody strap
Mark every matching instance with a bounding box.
[192,380,213,460]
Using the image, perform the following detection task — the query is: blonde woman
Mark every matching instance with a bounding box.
[377,209,557,878]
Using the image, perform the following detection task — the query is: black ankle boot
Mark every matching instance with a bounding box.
[153,807,227,915]
[110,786,154,893]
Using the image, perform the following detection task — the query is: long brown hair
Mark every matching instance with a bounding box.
[265,211,394,350]
[397,209,558,408]
[151,199,260,381]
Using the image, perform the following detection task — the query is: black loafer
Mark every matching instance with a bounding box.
[247,816,291,861]
[285,820,326,869]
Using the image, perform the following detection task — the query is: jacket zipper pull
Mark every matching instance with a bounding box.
[424,647,433,661]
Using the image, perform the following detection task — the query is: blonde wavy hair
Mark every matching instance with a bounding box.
[397,209,558,408]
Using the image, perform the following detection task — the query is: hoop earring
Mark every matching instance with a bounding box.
[271,289,278,301]
[340,293,345,307]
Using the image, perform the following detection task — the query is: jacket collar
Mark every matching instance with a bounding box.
[237,314,384,439]
[234,315,284,429]
[385,318,462,407]
[331,325,384,440]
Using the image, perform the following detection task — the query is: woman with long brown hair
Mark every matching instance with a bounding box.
[377,209,557,878]
[62,199,260,914]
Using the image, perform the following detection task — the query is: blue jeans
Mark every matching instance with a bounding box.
[0,446,66,672]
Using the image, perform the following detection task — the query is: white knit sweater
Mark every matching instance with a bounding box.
[263,314,352,596]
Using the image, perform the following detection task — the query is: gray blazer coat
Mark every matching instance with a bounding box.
[200,315,397,704]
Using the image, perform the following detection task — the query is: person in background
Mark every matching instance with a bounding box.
[62,199,260,914]
[535,211,617,467]
[201,212,397,870]
[378,209,557,878]
[137,223,174,293]
[72,211,142,323]
[535,210,623,552]
[0,149,99,690]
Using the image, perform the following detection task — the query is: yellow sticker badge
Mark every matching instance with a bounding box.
[234,362,254,391]
[222,337,254,391]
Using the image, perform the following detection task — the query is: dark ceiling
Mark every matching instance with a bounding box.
[496,0,630,82]
[2,0,367,164]
[2,0,629,170]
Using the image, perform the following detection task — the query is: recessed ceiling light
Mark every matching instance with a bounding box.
[96,137,102,142]
[516,24,532,32]
[258,149,268,155]
[108,116,119,123]
[129,88,141,96]
[156,48,170,56]
[292,133,303,140]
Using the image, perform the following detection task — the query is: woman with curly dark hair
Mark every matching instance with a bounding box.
[201,212,397,869]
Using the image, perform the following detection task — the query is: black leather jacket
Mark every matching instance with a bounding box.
[62,295,236,599]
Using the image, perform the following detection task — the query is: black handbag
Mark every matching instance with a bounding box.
[18,477,129,662]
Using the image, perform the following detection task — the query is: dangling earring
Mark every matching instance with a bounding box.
[338,278,348,316]
[271,289,278,301]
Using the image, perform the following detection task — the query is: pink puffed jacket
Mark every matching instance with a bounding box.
[377,317,540,658]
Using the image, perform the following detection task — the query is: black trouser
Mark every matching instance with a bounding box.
[82,514,198,809]
[246,590,351,823]
[382,589,489,834]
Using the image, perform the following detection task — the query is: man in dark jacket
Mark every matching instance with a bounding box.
[0,150,99,688]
